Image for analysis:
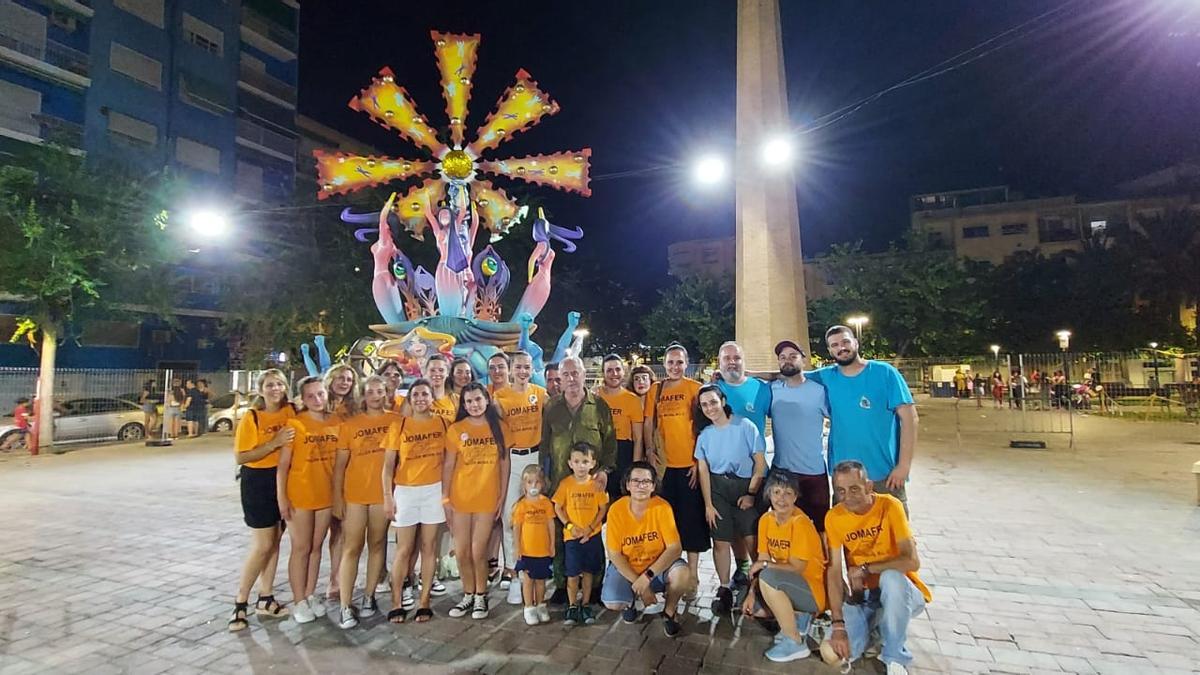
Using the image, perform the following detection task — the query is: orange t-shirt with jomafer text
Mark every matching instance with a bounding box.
[493,384,547,449]
[447,418,511,513]
[340,411,399,505]
[552,475,609,540]
[513,495,555,558]
[384,414,448,487]
[599,388,644,442]
[604,495,680,575]
[284,413,341,511]
[235,406,295,469]
[644,378,702,468]
[824,493,932,603]
[758,509,828,611]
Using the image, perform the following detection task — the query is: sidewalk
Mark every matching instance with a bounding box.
[0,402,1197,674]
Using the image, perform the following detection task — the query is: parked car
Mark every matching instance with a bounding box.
[0,397,146,446]
[208,391,251,432]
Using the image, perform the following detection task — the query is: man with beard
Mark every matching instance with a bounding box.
[767,340,831,531]
[813,326,917,506]
[597,354,645,502]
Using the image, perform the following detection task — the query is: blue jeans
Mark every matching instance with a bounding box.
[843,569,926,666]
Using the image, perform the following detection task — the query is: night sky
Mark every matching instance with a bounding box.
[299,0,1200,294]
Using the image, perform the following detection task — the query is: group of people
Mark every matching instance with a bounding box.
[228,324,931,674]
[140,376,211,438]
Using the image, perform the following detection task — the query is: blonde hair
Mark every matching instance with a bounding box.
[251,369,291,411]
[362,374,389,411]
[294,375,326,413]
[520,464,547,497]
[324,364,362,415]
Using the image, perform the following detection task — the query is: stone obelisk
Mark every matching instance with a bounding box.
[735,0,808,370]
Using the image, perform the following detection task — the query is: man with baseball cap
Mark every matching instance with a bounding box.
[767,339,832,530]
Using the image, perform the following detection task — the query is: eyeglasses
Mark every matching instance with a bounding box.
[627,478,654,486]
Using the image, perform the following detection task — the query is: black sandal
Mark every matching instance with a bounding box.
[413,607,433,623]
[387,608,408,624]
[228,602,250,632]
[254,594,287,618]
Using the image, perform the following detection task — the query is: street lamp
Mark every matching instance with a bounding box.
[1056,330,1072,383]
[185,208,231,239]
[692,155,727,185]
[760,135,796,167]
[846,315,869,339]
[1149,341,1160,393]
[990,344,1000,367]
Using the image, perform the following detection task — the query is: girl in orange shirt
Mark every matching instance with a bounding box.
[424,353,459,422]
[323,363,360,602]
[332,375,399,628]
[277,376,340,624]
[228,369,295,632]
[449,357,475,397]
[383,378,449,623]
[442,382,511,620]
[377,361,404,411]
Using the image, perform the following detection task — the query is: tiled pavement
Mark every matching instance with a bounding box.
[0,399,1198,674]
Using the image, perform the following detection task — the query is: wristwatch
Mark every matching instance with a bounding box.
[644,569,655,580]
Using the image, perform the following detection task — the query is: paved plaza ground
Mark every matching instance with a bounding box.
[0,399,1198,674]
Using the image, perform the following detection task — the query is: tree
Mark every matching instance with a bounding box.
[0,145,180,449]
[641,275,733,362]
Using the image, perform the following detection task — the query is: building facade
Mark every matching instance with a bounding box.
[666,237,835,300]
[0,0,300,370]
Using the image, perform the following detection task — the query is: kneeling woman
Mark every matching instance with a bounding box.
[382,378,449,623]
[333,375,399,628]
[228,369,295,632]
[741,473,827,663]
[601,461,696,638]
[277,376,342,624]
[442,382,511,621]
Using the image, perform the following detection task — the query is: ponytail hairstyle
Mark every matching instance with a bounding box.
[455,381,506,457]
[294,375,327,413]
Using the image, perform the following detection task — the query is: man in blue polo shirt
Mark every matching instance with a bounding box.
[811,325,918,507]
[767,339,831,530]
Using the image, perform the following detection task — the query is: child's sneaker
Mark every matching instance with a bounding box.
[563,605,580,626]
[523,606,539,625]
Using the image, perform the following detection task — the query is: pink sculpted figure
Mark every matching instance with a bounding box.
[425,194,478,318]
[370,193,407,324]
[514,240,555,321]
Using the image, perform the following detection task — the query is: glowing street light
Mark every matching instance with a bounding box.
[990,344,1000,366]
[185,208,231,239]
[760,135,796,167]
[573,328,590,339]
[693,154,727,186]
[846,315,869,339]
[1056,330,1072,351]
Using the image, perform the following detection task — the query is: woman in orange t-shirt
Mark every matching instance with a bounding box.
[323,363,360,601]
[228,369,295,632]
[277,376,341,624]
[742,473,828,663]
[382,378,449,623]
[331,375,399,628]
[377,361,404,411]
[442,382,511,620]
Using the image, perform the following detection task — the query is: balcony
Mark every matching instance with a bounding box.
[0,108,84,152]
[240,6,296,62]
[238,62,296,108]
[236,117,296,163]
[0,29,90,88]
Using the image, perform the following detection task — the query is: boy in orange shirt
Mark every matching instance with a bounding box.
[552,442,610,626]
[512,464,556,625]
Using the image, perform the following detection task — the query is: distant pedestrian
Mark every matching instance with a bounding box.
[9,397,31,449]
[139,379,158,435]
[990,371,1005,409]
[165,376,185,438]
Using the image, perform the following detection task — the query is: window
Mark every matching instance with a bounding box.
[183,13,223,57]
[179,72,232,114]
[107,110,157,147]
[115,0,164,28]
[0,79,42,137]
[110,43,162,90]
[175,136,221,173]
[962,225,989,239]
[49,11,77,32]
[79,320,140,347]
[1001,222,1029,236]
[235,160,264,200]
[1090,219,1107,234]
[1037,216,1077,243]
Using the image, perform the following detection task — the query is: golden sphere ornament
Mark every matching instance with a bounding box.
[441,149,474,179]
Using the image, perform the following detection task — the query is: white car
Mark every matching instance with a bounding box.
[207,392,251,432]
[0,397,146,447]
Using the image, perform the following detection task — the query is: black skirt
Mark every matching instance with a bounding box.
[659,467,711,553]
[240,466,281,529]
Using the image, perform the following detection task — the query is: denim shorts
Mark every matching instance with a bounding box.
[599,558,687,607]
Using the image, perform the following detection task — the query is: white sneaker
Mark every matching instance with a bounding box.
[501,574,512,590]
[471,594,490,620]
[337,606,358,629]
[429,579,448,597]
[291,598,316,624]
[375,577,391,595]
[358,596,378,618]
[310,597,327,618]
[506,581,524,605]
[523,606,539,625]
[448,594,474,618]
[643,599,665,615]
[402,584,415,610]
[536,603,550,624]
[885,663,909,675]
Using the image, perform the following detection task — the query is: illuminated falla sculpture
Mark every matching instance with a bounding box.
[313,30,591,382]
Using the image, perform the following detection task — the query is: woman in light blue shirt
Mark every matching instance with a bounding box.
[693,384,766,614]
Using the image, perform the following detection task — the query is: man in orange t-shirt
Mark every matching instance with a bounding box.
[643,344,709,577]
[825,460,930,671]
[598,354,644,502]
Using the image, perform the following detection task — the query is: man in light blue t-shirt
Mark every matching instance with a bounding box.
[715,342,772,436]
[767,339,831,530]
[809,325,918,506]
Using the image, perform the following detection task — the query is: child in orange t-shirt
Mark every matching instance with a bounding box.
[512,464,556,625]
[552,443,610,626]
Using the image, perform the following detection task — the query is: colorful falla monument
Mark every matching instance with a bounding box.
[310,30,592,384]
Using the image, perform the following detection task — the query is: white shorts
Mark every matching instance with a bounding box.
[392,482,445,527]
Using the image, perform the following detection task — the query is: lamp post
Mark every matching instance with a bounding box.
[990,344,1000,368]
[847,315,869,340]
[1056,330,1072,383]
[1149,341,1160,393]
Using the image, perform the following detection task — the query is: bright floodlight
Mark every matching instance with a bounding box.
[761,135,795,166]
[693,155,727,185]
[186,209,230,239]
[573,328,590,338]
